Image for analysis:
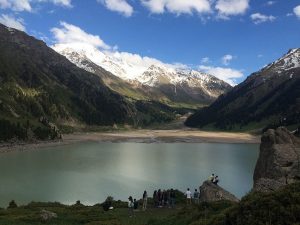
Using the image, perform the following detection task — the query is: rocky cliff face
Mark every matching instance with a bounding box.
[199,181,239,202]
[253,127,300,192]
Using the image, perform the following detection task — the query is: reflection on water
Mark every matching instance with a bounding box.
[0,142,259,207]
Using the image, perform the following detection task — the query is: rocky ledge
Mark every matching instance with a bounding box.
[199,181,239,202]
[253,127,300,192]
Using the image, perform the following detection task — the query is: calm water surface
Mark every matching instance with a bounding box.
[0,142,259,207]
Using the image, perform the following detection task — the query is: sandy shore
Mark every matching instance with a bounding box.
[0,129,260,153]
[65,129,261,144]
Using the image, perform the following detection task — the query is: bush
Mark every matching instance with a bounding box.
[7,200,18,209]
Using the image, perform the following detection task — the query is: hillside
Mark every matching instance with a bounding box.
[53,44,232,107]
[185,49,300,130]
[0,24,181,141]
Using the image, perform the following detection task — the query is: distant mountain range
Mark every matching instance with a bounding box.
[53,43,232,107]
[185,49,300,130]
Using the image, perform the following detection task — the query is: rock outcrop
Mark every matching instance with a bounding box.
[199,181,239,202]
[253,127,300,192]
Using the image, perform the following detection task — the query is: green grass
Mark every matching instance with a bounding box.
[0,183,299,225]
[0,202,179,225]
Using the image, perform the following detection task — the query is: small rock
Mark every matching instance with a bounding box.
[40,209,57,221]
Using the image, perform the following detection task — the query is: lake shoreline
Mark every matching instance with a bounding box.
[0,129,261,153]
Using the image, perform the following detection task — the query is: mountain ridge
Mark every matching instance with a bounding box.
[53,43,232,106]
[185,48,300,130]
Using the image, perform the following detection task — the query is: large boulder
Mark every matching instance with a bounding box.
[253,127,300,192]
[199,181,239,202]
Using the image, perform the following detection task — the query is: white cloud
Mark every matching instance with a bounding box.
[0,0,72,12]
[51,21,111,50]
[97,0,133,17]
[198,65,243,85]
[38,0,73,7]
[0,14,26,31]
[250,13,276,24]
[140,0,211,15]
[222,54,233,65]
[266,1,276,6]
[0,0,32,11]
[97,0,248,19]
[201,57,210,64]
[294,5,300,18]
[215,0,249,16]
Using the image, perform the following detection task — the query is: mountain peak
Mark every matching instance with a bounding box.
[263,48,300,72]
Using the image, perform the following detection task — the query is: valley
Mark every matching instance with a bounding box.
[0,1,300,224]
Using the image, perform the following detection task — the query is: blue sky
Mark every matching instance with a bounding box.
[0,0,299,84]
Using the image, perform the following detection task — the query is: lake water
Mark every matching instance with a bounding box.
[0,142,259,207]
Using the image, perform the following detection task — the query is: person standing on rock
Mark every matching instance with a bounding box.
[213,176,219,185]
[185,188,192,205]
[209,173,215,182]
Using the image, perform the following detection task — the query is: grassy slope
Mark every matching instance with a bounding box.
[1,183,299,225]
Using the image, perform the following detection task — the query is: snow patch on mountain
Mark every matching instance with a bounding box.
[263,48,300,72]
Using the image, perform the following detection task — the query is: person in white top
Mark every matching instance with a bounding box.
[128,196,134,217]
[185,188,192,204]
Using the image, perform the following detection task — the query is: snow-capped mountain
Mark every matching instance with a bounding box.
[52,43,232,106]
[263,48,300,73]
[139,65,230,99]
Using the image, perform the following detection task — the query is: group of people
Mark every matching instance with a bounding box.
[127,173,220,216]
[152,189,176,208]
[209,173,219,185]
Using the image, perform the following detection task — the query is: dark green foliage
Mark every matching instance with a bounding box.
[0,119,27,141]
[148,201,235,225]
[216,183,300,225]
[135,101,176,126]
[33,126,56,140]
[7,201,17,209]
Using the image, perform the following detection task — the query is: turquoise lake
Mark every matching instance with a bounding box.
[0,142,259,207]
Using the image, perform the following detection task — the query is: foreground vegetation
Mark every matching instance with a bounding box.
[0,183,299,225]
